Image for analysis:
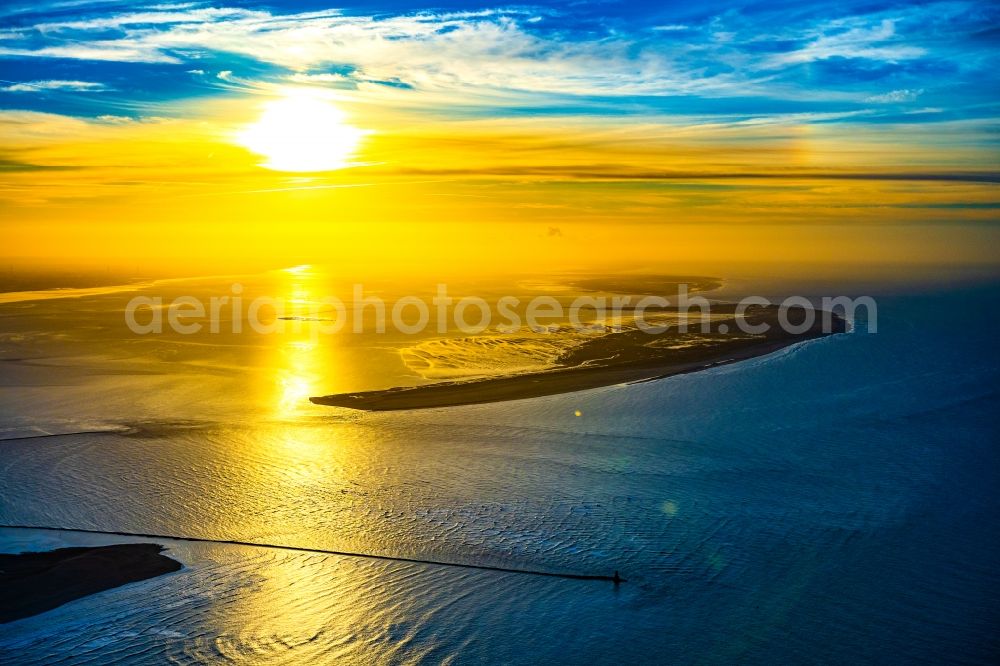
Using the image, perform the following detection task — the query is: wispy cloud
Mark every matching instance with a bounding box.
[765,18,924,67]
[866,89,923,104]
[0,1,991,104]
[30,7,264,31]
[1,79,111,92]
[0,41,181,63]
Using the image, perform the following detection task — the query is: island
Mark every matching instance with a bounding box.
[311,303,846,411]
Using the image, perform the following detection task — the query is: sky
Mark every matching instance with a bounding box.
[1,0,998,275]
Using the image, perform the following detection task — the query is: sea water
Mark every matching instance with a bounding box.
[0,273,997,664]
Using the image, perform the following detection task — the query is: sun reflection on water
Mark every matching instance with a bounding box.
[276,340,320,417]
[265,265,334,420]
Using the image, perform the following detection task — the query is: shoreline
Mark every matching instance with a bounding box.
[312,306,847,411]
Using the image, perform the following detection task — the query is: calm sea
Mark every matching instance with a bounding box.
[1,272,997,664]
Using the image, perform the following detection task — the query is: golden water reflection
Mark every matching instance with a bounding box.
[263,265,347,420]
[183,541,409,664]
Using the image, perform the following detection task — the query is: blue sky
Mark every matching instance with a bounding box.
[1,0,998,125]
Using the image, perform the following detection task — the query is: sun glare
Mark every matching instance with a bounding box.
[237,91,365,172]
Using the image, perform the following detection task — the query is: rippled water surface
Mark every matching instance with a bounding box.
[1,273,998,664]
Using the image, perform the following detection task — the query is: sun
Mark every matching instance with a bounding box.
[236,90,365,172]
